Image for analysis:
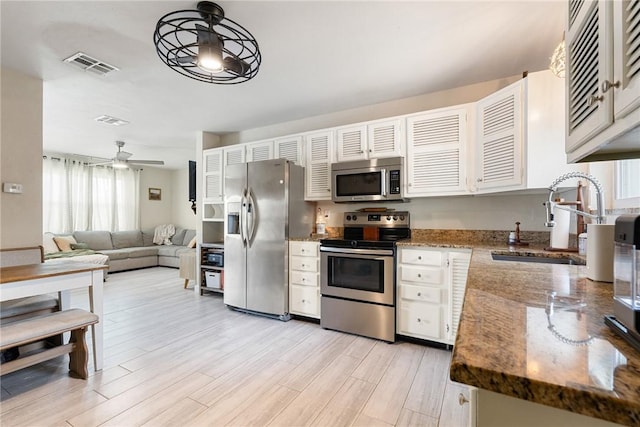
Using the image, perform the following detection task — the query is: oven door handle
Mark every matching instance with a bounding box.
[320,247,394,257]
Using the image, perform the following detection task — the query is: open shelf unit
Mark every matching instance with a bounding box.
[200,243,224,295]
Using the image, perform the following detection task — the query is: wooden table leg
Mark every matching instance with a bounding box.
[184,279,189,289]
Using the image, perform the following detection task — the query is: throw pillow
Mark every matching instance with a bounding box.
[53,235,77,252]
[70,242,90,250]
[188,236,196,248]
[42,232,60,254]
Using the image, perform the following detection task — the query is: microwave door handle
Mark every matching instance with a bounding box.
[380,168,387,197]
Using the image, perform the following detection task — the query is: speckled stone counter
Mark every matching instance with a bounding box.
[439,243,640,427]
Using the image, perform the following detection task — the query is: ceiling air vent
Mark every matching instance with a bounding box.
[94,115,129,126]
[63,52,119,76]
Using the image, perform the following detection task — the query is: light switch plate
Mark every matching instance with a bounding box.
[3,183,23,194]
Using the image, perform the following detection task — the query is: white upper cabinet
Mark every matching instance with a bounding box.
[202,148,224,202]
[275,135,304,166]
[224,145,246,166]
[246,140,274,162]
[406,105,470,196]
[336,118,403,162]
[566,0,640,162]
[473,70,582,193]
[305,130,334,200]
[474,79,524,192]
[613,0,640,119]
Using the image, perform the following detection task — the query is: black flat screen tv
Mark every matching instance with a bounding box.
[188,160,196,202]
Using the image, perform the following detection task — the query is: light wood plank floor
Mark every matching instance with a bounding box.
[0,267,471,427]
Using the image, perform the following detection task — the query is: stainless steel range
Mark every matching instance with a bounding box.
[320,211,410,342]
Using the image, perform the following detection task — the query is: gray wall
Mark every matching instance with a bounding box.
[1,67,43,248]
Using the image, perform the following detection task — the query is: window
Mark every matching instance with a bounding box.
[43,156,140,233]
[614,159,640,209]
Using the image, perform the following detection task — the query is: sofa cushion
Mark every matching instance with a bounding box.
[111,230,143,249]
[43,232,60,254]
[74,231,113,250]
[53,235,77,252]
[141,228,155,246]
[183,229,196,246]
[171,228,187,245]
[156,245,183,257]
[100,247,158,260]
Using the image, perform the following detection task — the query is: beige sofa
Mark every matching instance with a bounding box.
[44,228,196,273]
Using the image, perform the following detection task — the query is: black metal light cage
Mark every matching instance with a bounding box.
[153,1,261,84]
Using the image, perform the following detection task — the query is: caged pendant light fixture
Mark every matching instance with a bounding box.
[153,1,261,84]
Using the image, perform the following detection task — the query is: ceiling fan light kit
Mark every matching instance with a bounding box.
[153,1,261,84]
[89,141,165,168]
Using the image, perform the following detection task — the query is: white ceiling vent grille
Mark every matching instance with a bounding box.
[63,52,119,75]
[94,115,129,126]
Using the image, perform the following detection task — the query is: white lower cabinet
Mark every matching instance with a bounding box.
[289,241,320,319]
[397,246,471,345]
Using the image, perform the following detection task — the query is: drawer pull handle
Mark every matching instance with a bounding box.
[417,292,422,297]
[417,318,421,322]
[417,273,422,278]
[418,256,422,260]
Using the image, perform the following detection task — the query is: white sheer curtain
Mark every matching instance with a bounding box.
[43,156,140,233]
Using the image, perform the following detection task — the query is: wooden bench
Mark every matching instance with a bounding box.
[0,309,98,379]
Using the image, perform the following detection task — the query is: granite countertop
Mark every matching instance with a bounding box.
[429,241,640,426]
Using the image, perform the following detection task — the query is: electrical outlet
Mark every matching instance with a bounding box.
[3,183,23,194]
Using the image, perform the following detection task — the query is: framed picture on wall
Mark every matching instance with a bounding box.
[149,188,161,201]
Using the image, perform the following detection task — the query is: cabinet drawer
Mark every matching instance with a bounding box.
[290,285,320,318]
[400,249,443,266]
[400,265,442,285]
[290,256,318,272]
[290,241,319,257]
[399,284,443,304]
[290,270,318,287]
[398,301,442,340]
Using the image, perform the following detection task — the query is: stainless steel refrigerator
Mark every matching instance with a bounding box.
[223,159,314,320]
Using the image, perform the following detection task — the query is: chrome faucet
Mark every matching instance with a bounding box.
[544,172,606,227]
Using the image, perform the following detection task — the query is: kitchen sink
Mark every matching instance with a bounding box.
[490,252,585,265]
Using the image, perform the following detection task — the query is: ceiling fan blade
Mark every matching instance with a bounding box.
[87,161,113,167]
[116,151,133,160]
[127,160,165,165]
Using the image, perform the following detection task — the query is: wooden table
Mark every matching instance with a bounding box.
[0,262,106,371]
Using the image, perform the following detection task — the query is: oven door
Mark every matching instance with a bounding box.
[320,247,394,306]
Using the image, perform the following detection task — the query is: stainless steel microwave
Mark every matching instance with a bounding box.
[331,157,405,202]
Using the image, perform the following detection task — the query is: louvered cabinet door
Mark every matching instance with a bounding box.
[224,145,246,166]
[275,136,304,166]
[447,250,471,345]
[475,80,524,192]
[612,0,640,120]
[336,125,367,162]
[566,0,614,152]
[203,148,223,202]
[305,131,334,200]
[246,140,274,162]
[367,119,403,159]
[406,107,469,196]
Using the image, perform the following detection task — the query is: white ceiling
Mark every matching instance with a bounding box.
[1,1,565,170]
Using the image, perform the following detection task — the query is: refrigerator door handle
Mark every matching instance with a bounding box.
[246,188,257,245]
[240,188,248,247]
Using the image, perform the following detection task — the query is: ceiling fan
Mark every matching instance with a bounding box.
[89,141,165,168]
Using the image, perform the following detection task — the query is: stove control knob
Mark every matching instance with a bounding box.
[346,215,351,221]
[386,216,391,221]
[352,215,357,221]
[350,240,358,248]
[400,215,405,220]
[393,216,398,220]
